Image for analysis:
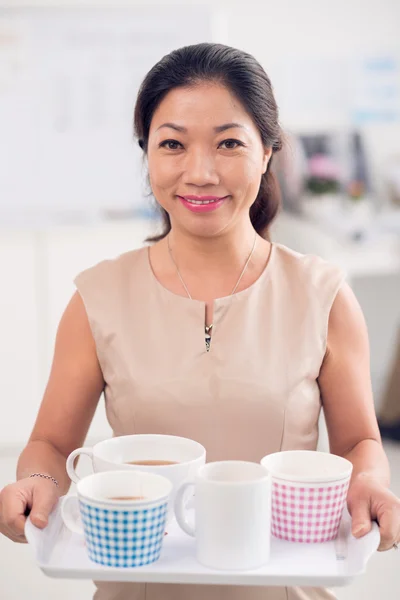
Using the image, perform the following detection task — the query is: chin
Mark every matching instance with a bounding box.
[168,202,239,238]
[183,220,232,239]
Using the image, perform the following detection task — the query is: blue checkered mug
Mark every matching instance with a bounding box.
[61,470,172,568]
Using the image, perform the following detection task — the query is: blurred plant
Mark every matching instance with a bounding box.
[305,153,340,195]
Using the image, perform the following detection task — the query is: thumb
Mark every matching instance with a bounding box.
[30,484,58,529]
[349,499,372,538]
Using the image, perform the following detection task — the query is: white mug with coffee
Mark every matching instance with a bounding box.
[66,434,206,522]
[174,461,271,570]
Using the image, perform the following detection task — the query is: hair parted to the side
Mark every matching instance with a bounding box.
[133,43,283,242]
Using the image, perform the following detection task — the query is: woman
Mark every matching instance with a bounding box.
[0,43,399,600]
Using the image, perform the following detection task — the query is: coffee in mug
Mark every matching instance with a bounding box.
[126,460,178,466]
[61,470,172,568]
[66,434,206,523]
[108,496,146,501]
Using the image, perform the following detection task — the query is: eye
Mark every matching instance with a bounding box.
[159,139,183,150]
[219,139,245,150]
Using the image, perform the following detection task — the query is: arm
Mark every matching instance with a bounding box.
[318,282,389,481]
[318,282,400,549]
[17,291,105,495]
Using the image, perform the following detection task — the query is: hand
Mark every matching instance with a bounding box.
[0,477,60,543]
[347,473,400,551]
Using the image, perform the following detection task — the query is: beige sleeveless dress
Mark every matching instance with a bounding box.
[74,242,344,600]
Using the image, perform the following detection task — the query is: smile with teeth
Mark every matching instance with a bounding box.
[185,198,220,205]
[180,196,227,205]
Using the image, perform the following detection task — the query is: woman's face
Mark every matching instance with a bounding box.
[147,83,272,238]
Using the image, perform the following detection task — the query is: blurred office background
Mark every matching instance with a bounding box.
[1,1,400,598]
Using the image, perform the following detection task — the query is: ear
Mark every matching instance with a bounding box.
[262,147,273,175]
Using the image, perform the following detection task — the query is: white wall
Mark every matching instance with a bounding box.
[0,232,42,447]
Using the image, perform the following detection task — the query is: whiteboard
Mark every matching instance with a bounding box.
[0,7,214,221]
[266,52,400,132]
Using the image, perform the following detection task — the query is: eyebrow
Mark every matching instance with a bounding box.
[155,122,246,134]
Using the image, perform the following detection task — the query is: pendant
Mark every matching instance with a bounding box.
[205,335,211,352]
[205,324,212,352]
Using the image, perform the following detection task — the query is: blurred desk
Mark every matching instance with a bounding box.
[270,211,400,280]
[336,236,400,278]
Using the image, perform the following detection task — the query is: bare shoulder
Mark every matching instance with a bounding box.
[60,290,98,345]
[53,290,102,368]
[319,283,379,456]
[326,281,369,360]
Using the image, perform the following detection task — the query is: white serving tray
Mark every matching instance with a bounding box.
[25,498,380,587]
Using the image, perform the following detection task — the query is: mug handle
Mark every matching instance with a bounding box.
[60,495,84,535]
[174,481,195,537]
[66,447,94,483]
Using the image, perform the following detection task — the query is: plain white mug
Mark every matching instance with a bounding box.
[66,434,206,523]
[174,461,271,571]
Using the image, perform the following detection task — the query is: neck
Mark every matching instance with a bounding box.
[166,221,259,274]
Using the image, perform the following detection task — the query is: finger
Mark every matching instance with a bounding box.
[0,520,27,544]
[377,506,400,551]
[1,488,29,538]
[4,526,27,544]
[349,499,372,538]
[30,483,58,529]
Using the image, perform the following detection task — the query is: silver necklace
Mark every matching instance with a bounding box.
[167,232,257,341]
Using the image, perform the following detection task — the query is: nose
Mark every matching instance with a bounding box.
[182,149,220,187]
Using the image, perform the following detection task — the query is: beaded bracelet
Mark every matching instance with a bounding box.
[29,473,59,487]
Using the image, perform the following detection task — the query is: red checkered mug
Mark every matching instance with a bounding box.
[261,451,352,543]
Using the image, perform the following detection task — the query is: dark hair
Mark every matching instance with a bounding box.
[134,43,283,241]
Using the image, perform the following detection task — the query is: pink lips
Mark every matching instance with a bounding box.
[178,195,228,213]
